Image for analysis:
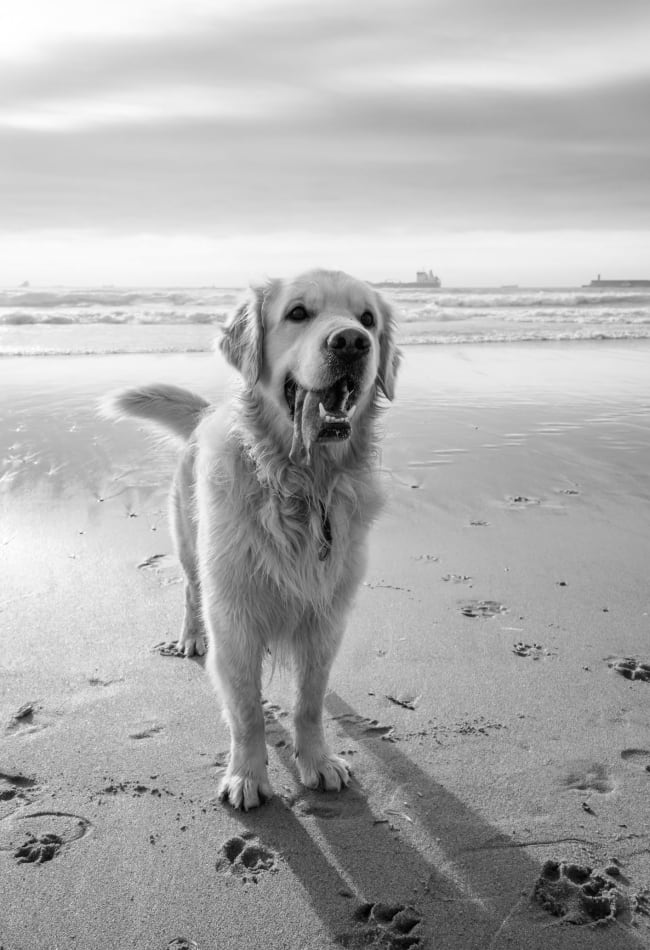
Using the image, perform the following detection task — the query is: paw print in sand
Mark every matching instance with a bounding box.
[216,833,278,884]
[460,600,507,619]
[339,902,423,948]
[608,657,650,682]
[533,861,624,925]
[14,832,63,864]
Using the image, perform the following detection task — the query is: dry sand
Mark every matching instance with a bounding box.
[1,342,650,949]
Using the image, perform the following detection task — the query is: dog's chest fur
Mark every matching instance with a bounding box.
[193,409,384,619]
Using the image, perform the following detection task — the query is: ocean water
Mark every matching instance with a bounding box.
[1,284,650,357]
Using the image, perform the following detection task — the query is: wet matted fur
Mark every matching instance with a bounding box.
[105,268,400,810]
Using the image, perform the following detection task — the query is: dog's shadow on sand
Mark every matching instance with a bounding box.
[228,693,643,950]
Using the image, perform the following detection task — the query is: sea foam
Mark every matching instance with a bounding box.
[1,284,649,356]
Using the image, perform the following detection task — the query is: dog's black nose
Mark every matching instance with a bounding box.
[327,328,371,362]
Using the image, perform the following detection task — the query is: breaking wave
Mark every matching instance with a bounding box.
[2,283,650,355]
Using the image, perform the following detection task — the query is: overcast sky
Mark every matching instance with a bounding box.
[2,0,649,286]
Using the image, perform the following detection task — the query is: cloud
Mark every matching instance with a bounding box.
[3,73,649,235]
[1,0,649,243]
[3,0,649,106]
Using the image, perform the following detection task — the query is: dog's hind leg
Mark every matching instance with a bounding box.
[178,578,206,657]
[292,619,351,792]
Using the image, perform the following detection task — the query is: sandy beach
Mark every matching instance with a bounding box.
[2,340,650,950]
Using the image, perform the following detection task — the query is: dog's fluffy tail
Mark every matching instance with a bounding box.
[102,384,210,442]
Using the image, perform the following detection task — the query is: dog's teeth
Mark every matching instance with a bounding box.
[347,405,357,419]
[319,402,327,419]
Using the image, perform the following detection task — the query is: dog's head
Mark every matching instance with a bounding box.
[220,269,400,464]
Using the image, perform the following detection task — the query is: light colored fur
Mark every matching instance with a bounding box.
[104,268,400,810]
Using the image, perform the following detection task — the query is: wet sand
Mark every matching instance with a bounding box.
[2,342,650,949]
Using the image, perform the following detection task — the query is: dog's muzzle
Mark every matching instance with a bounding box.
[285,325,372,466]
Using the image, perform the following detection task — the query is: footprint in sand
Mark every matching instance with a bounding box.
[4,703,56,737]
[561,760,615,793]
[137,553,182,586]
[0,770,37,803]
[14,832,63,864]
[262,701,289,721]
[0,771,38,818]
[216,833,278,883]
[5,703,36,733]
[338,902,423,948]
[5,702,60,739]
[512,641,554,660]
[0,811,92,865]
[532,860,626,925]
[331,713,396,742]
[506,495,541,508]
[128,723,165,740]
[293,786,367,820]
[262,701,291,747]
[460,600,507,619]
[607,657,650,682]
[293,801,345,819]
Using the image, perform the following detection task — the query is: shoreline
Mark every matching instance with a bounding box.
[3,332,650,355]
[3,335,650,361]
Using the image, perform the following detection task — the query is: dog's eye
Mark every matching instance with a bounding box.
[286,305,309,322]
[359,310,375,328]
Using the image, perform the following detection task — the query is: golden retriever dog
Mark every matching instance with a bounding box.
[105,269,400,810]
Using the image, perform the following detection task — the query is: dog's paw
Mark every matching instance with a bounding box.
[218,768,273,811]
[296,749,351,792]
[177,634,206,657]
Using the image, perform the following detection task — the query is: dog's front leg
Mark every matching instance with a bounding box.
[293,624,350,792]
[207,636,272,810]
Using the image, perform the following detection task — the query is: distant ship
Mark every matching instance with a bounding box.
[586,274,650,288]
[373,270,441,289]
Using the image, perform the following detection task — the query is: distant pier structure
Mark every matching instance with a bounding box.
[587,274,650,288]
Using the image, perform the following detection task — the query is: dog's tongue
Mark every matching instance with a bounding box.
[289,382,353,466]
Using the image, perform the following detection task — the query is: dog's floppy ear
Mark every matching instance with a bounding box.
[376,294,402,401]
[219,284,266,385]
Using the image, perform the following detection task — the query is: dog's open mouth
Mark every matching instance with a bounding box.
[285,375,358,465]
